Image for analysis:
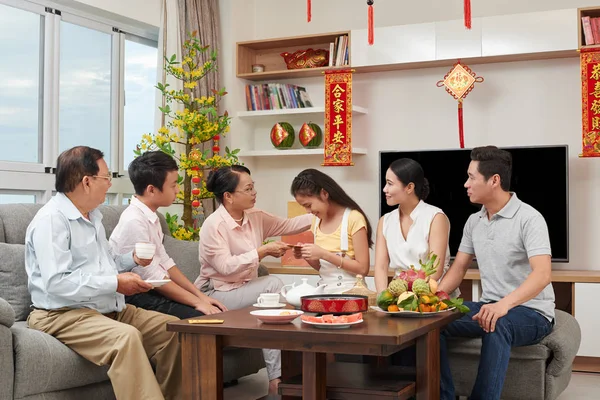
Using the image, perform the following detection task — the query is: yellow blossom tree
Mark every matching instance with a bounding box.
[135,32,240,240]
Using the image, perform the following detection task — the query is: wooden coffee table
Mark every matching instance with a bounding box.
[167,307,460,400]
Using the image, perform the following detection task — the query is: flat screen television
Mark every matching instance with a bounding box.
[379,146,569,262]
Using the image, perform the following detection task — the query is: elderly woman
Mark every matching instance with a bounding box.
[194,165,311,394]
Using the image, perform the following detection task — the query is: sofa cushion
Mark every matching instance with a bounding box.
[12,321,109,398]
[447,337,551,360]
[0,243,31,321]
[163,235,200,282]
[97,205,128,239]
[0,204,43,244]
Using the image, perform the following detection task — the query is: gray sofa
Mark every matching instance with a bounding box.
[0,204,265,400]
[447,309,581,400]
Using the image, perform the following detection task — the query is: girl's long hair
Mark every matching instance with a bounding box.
[291,169,373,247]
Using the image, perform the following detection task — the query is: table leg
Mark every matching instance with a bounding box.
[415,328,440,400]
[281,350,302,400]
[302,352,326,400]
[181,333,223,400]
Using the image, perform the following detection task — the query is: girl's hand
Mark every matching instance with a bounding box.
[300,244,325,261]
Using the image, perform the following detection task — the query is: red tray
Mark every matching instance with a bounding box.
[300,294,368,315]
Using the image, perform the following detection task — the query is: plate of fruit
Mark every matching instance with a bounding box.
[300,312,363,329]
[376,253,470,317]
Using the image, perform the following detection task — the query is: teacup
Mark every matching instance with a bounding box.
[135,243,156,260]
[257,293,280,306]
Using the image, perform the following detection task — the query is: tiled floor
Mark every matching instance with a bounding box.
[224,368,600,400]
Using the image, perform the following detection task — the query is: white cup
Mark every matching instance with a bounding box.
[135,243,156,260]
[257,293,280,306]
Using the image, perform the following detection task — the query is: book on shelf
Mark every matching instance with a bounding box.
[329,34,349,67]
[245,83,313,111]
[581,15,600,46]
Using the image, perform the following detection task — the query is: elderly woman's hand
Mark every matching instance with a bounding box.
[259,241,291,258]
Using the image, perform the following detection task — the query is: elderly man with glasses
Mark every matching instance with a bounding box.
[24,146,182,400]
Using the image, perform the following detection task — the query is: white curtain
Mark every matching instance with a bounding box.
[154,0,183,133]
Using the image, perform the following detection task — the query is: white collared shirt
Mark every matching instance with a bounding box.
[25,193,136,313]
[109,196,175,280]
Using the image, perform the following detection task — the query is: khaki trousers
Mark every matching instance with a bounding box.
[28,304,182,400]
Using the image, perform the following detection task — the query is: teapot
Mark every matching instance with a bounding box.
[280,278,325,308]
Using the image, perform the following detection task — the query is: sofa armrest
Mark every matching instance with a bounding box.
[0,297,15,328]
[540,310,581,377]
[0,323,15,399]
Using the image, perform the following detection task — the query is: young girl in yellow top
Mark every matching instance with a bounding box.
[290,169,372,294]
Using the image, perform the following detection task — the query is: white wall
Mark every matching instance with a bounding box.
[218,0,600,271]
[66,0,161,26]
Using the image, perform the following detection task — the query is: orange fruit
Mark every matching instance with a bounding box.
[388,304,399,312]
[439,302,449,310]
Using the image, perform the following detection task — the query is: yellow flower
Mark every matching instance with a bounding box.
[184,81,197,89]
[158,126,170,135]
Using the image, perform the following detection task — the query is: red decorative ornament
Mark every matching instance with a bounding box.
[213,135,220,141]
[192,188,200,195]
[212,145,220,153]
[436,61,483,148]
[191,176,201,184]
[191,166,199,171]
[464,0,471,30]
[367,0,374,45]
[192,200,200,207]
[307,0,311,22]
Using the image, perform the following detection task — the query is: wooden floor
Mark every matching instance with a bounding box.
[226,368,600,400]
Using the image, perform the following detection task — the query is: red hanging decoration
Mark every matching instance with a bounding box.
[367,0,374,45]
[437,61,483,148]
[307,0,311,22]
[458,101,465,148]
[464,0,471,29]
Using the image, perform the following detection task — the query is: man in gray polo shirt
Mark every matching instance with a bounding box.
[438,146,555,400]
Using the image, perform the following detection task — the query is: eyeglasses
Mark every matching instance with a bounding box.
[235,186,256,195]
[92,173,113,183]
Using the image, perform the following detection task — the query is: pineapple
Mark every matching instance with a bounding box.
[412,278,432,296]
[388,279,408,297]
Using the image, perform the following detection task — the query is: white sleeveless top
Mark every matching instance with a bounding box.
[383,201,451,273]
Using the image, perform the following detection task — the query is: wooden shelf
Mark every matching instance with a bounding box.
[241,148,367,158]
[578,7,600,48]
[237,31,350,79]
[237,105,368,118]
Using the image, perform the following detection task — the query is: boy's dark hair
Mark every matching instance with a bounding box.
[129,151,179,195]
[291,169,373,247]
[470,146,512,191]
[388,158,430,201]
[55,146,104,193]
[206,165,252,204]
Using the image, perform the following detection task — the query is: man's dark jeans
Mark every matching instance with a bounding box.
[440,301,553,400]
[126,290,204,319]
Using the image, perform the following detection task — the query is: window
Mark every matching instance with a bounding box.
[0,3,43,163]
[0,193,36,204]
[123,36,158,170]
[58,20,112,162]
[122,194,133,205]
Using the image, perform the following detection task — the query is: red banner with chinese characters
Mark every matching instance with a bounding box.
[323,69,353,166]
[581,47,600,157]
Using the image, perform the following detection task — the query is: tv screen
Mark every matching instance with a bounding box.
[380,146,569,262]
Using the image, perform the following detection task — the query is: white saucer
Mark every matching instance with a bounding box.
[252,303,286,308]
[145,279,171,288]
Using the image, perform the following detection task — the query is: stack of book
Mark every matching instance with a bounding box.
[582,16,600,46]
[245,83,313,111]
[329,34,349,67]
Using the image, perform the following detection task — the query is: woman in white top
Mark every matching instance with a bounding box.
[374,158,452,294]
